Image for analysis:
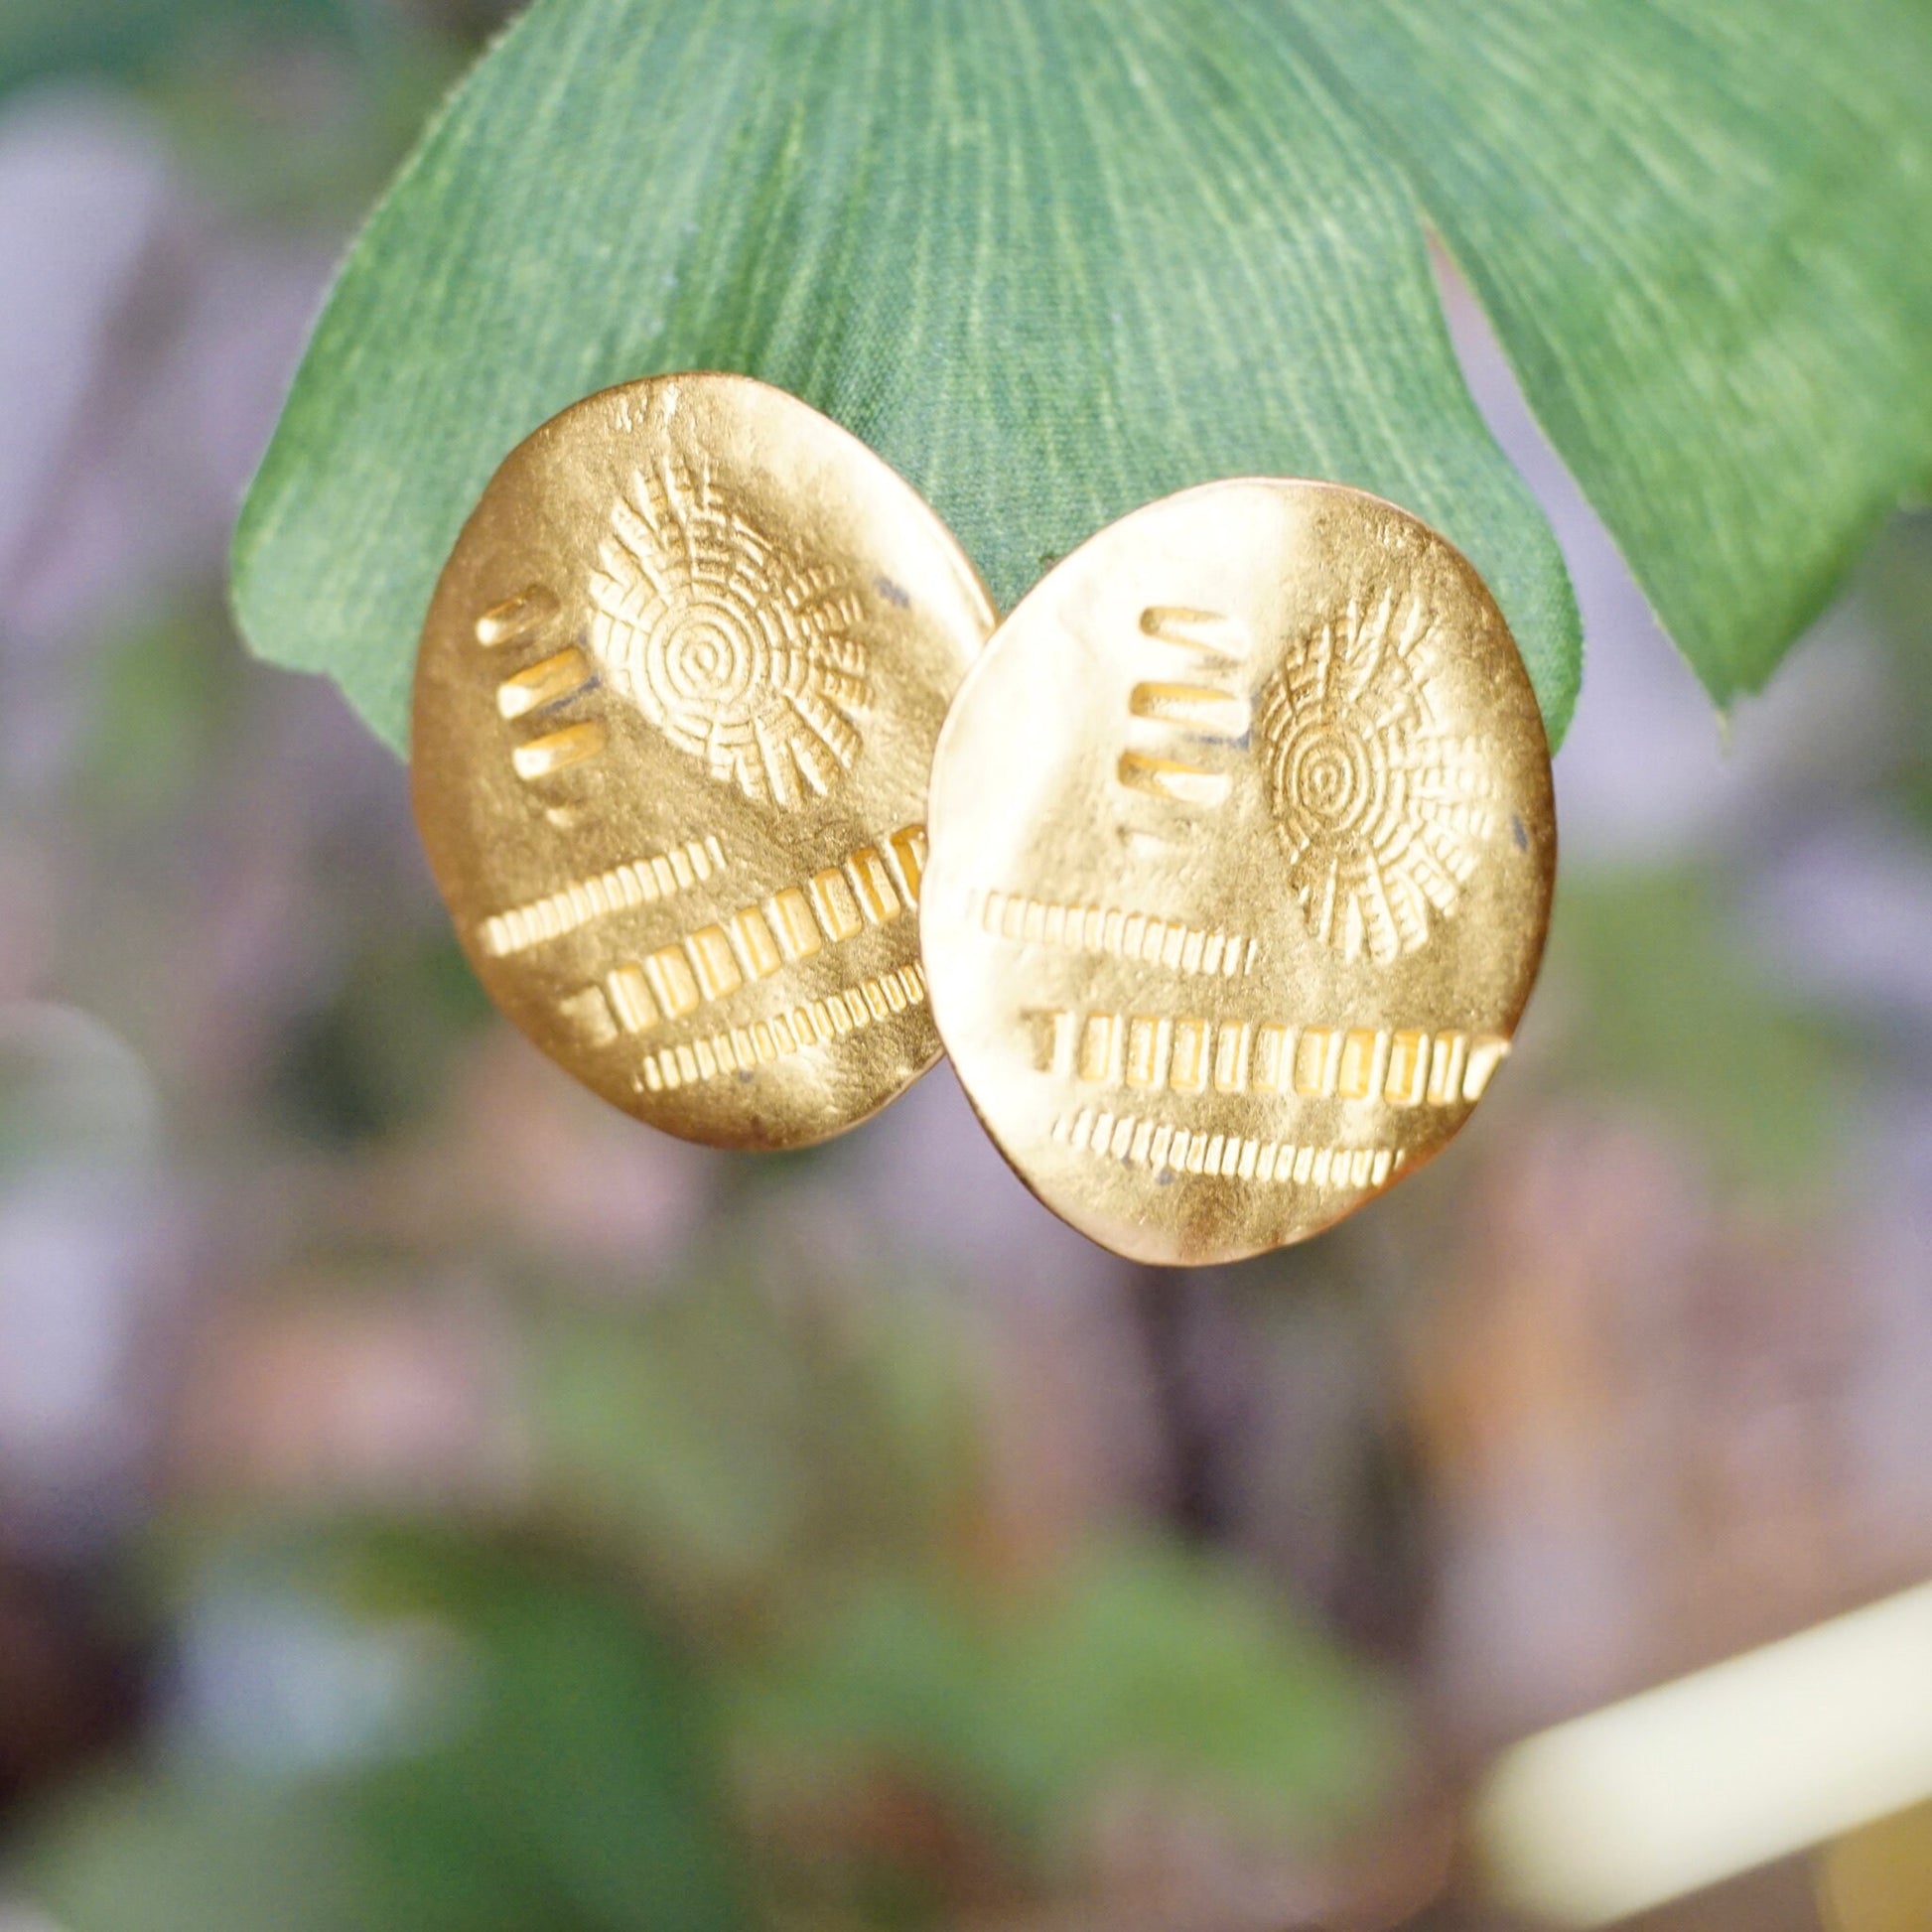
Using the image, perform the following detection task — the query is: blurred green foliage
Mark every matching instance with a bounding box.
[24,1524,748,1932]
[1862,514,1932,833]
[532,1284,978,1612]
[146,18,479,216]
[22,1775,378,1932]
[1546,869,1849,1193]
[271,930,491,1145]
[0,0,347,94]
[14,1275,1403,1929]
[77,600,242,827]
[739,1543,1403,1860]
[1,0,482,216]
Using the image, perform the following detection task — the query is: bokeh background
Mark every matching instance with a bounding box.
[3,5,1931,1928]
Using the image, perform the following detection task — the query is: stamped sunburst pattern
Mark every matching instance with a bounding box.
[588,458,870,809]
[1259,589,1499,965]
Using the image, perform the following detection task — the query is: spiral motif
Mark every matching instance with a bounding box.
[1259,589,1498,964]
[588,459,869,809]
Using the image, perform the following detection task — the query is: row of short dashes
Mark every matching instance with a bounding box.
[978,889,1258,978]
[480,835,725,957]
[637,963,928,1092]
[1050,1107,1401,1189]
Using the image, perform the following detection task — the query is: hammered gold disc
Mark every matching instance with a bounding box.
[412,373,995,1149]
[922,480,1557,1265]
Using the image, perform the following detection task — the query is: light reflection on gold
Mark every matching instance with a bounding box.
[412,373,994,1149]
[922,480,1556,1265]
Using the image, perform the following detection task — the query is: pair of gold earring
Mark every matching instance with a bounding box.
[412,372,1555,1266]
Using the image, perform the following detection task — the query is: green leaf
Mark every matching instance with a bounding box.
[1289,0,1932,708]
[234,0,1932,754]
[232,0,1581,756]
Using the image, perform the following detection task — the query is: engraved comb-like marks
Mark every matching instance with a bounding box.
[478,836,725,958]
[509,720,607,780]
[475,584,560,648]
[589,458,870,809]
[497,647,595,722]
[1261,588,1499,964]
[559,825,928,1047]
[1117,606,1252,829]
[977,890,1258,978]
[476,583,609,783]
[638,963,927,1093]
[1051,1106,1401,1189]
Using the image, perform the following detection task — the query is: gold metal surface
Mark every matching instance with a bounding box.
[412,373,995,1149]
[921,480,1557,1265]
